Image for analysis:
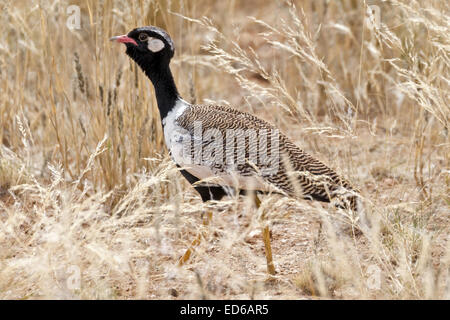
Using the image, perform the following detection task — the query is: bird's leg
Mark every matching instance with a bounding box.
[178,210,213,266]
[262,225,276,275]
[253,193,276,275]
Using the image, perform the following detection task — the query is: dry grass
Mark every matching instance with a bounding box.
[0,0,449,299]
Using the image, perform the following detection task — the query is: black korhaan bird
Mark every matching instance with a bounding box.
[111,26,360,275]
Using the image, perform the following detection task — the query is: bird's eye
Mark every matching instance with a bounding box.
[138,33,148,41]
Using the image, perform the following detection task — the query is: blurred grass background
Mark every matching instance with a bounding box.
[0,0,448,299]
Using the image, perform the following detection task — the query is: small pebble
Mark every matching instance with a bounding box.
[169,288,179,297]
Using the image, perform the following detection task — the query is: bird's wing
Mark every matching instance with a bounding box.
[175,104,357,207]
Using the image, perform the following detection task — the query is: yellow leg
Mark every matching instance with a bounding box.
[253,194,276,275]
[262,225,276,275]
[178,210,212,266]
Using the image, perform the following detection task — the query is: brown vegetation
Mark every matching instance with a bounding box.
[0,0,448,299]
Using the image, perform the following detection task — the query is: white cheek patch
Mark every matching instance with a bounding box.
[147,38,165,52]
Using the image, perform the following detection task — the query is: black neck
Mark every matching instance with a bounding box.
[133,55,180,121]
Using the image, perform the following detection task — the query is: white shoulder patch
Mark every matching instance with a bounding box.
[162,98,190,149]
[148,38,165,52]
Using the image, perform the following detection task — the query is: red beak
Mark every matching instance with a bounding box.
[109,35,137,46]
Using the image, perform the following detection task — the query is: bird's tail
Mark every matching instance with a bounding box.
[333,189,370,233]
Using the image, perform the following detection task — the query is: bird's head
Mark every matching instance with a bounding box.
[110,26,174,71]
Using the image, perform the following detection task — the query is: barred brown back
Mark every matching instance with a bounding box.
[177,104,359,211]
